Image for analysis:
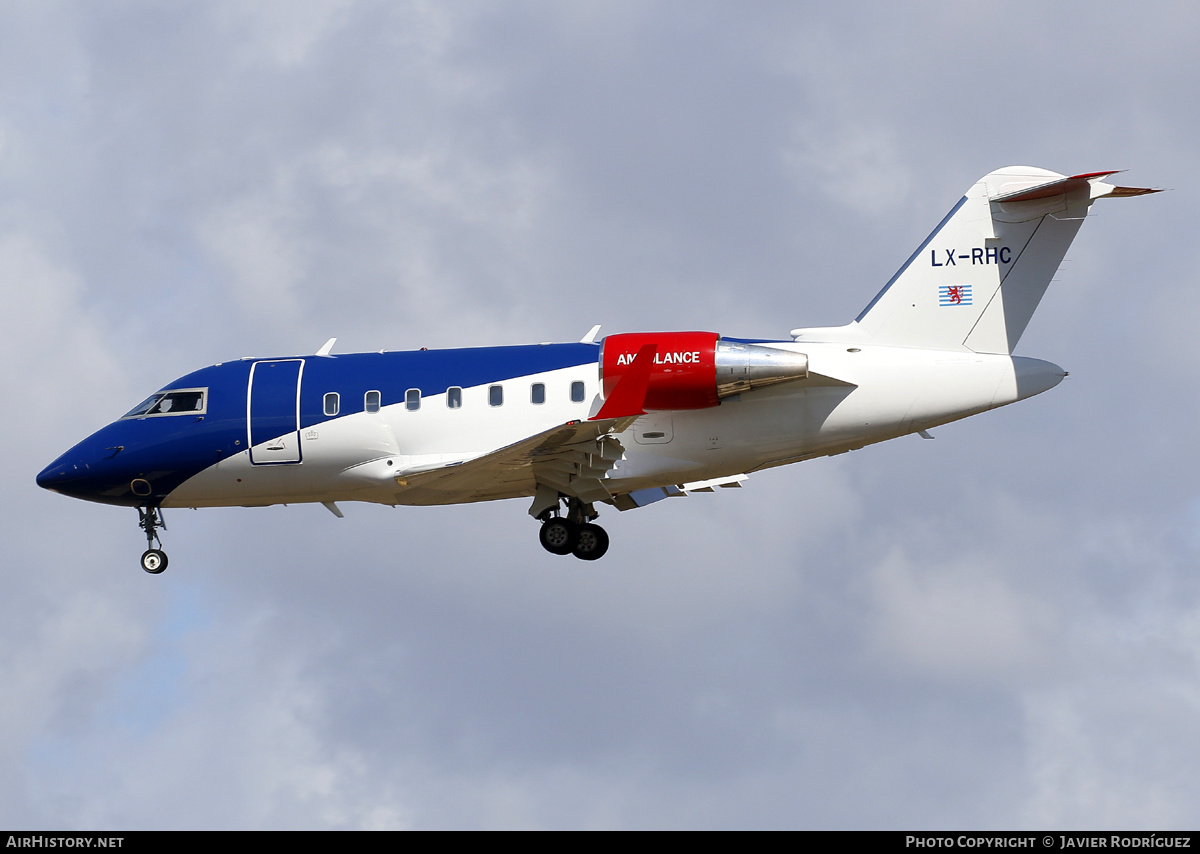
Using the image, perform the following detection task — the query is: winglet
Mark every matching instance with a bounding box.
[580,324,602,344]
[592,343,655,420]
[316,337,337,357]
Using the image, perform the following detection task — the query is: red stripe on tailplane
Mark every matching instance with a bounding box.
[992,171,1122,203]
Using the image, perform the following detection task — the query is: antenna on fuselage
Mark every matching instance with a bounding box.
[315,337,337,356]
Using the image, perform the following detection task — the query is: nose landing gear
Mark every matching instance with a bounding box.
[537,496,610,561]
[137,506,168,574]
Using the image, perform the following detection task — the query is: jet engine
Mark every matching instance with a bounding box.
[599,331,810,410]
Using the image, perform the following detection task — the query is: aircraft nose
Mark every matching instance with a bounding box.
[36,458,89,493]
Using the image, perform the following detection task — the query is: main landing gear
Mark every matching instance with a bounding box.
[137,506,168,574]
[537,497,610,561]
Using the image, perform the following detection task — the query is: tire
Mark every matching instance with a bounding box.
[539,518,578,556]
[572,523,609,561]
[141,549,168,574]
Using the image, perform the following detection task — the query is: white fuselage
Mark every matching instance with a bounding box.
[163,343,1063,510]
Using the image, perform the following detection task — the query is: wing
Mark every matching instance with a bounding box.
[390,415,638,507]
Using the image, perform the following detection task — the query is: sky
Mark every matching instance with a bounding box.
[2,0,1198,830]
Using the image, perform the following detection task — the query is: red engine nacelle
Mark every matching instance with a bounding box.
[599,331,721,410]
[598,332,812,414]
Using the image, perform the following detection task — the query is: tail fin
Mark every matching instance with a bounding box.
[843,167,1157,354]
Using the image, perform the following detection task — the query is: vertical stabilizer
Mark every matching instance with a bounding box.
[845,167,1142,354]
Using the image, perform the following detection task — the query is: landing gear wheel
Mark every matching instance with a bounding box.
[136,506,168,575]
[141,549,168,574]
[539,517,578,555]
[572,523,609,561]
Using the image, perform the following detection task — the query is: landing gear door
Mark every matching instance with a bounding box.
[248,359,304,465]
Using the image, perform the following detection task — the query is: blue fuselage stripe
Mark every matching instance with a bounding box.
[38,343,600,507]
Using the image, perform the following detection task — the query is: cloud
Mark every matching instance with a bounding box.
[866,548,1056,681]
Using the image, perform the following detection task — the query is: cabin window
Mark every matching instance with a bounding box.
[406,389,421,411]
[447,387,462,409]
[323,392,339,416]
[531,383,545,405]
[571,381,585,403]
[489,385,503,407]
[365,390,381,413]
[124,388,208,418]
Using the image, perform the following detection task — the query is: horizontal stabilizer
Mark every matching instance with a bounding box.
[1106,185,1163,198]
[991,170,1119,202]
[993,170,1161,203]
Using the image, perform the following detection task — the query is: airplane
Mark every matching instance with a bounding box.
[36,166,1157,573]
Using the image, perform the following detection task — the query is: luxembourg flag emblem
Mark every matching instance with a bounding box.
[939,284,972,306]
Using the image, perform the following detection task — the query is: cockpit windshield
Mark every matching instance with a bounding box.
[123,388,207,418]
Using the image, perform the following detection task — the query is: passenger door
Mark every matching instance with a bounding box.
[248,359,304,464]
